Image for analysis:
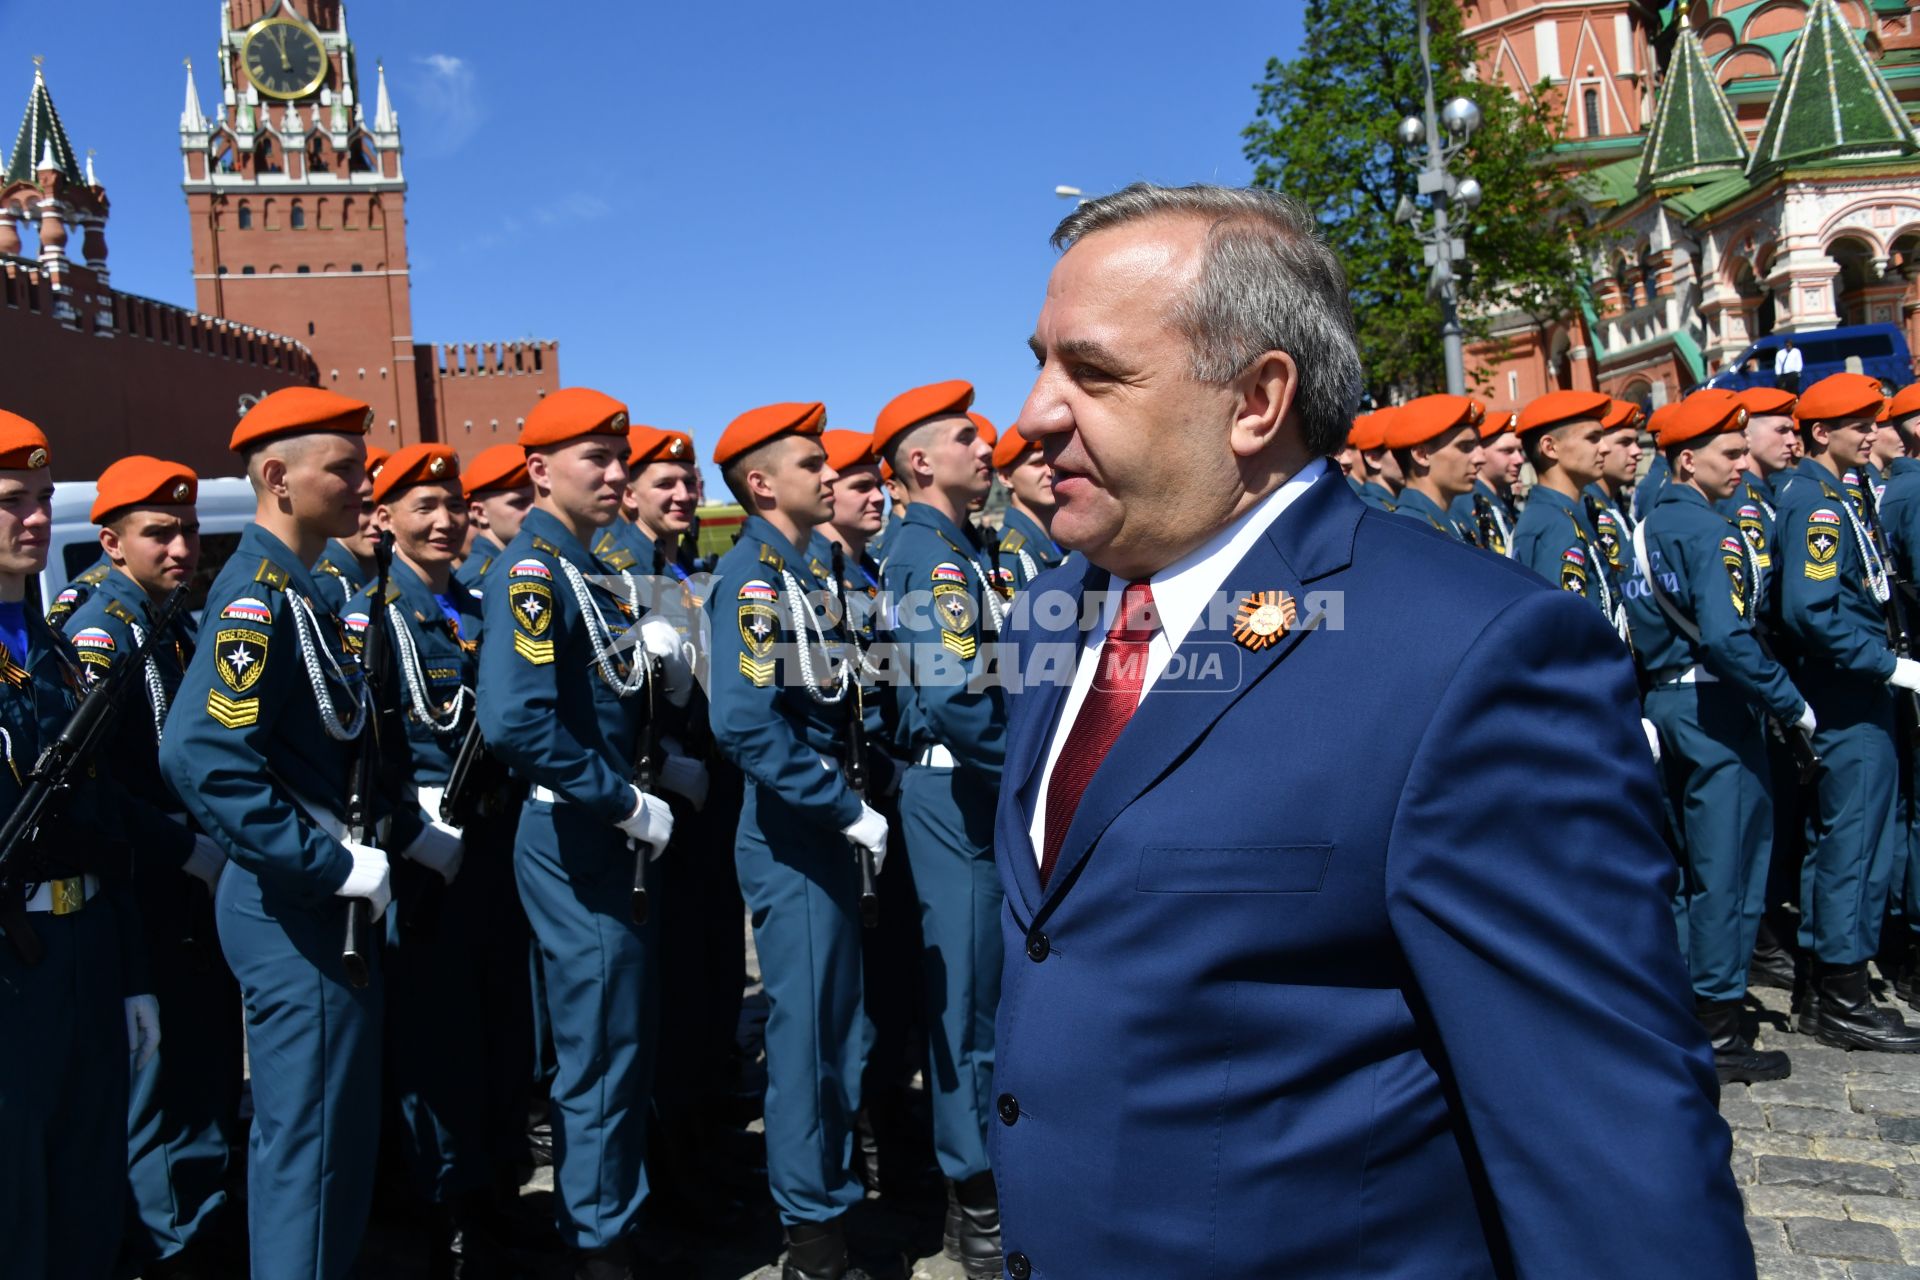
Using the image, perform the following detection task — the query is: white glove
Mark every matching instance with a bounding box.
[1891,657,1920,692]
[1642,718,1662,764]
[181,834,227,891]
[842,803,890,877]
[1795,703,1818,736]
[335,839,392,918]
[617,785,675,861]
[401,815,465,886]
[124,995,161,1071]
[638,618,693,708]
[658,753,709,811]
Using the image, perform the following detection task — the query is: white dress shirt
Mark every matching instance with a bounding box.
[1025,459,1328,862]
[1774,346,1803,375]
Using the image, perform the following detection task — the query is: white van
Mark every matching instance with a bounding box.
[38,476,259,618]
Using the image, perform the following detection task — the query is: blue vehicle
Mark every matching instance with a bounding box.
[1706,323,1913,394]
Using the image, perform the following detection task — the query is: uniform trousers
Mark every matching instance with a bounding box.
[216,862,382,1280]
[0,905,128,1280]
[898,762,1001,1183]
[1647,683,1774,1000]
[1798,675,1901,966]
[515,798,656,1249]
[734,781,871,1226]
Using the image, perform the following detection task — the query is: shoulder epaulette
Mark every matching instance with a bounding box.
[314,560,346,580]
[384,584,401,604]
[808,556,829,580]
[75,563,109,586]
[1818,479,1843,501]
[530,536,562,557]
[759,544,785,572]
[103,599,137,625]
[1001,530,1026,553]
[600,548,638,571]
[592,530,616,555]
[254,559,289,590]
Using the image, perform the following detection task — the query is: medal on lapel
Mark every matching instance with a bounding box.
[1232,590,1295,651]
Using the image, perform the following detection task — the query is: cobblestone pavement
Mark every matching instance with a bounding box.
[1734,981,1920,1279]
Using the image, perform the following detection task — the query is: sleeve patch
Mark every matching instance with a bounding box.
[71,626,115,654]
[739,601,779,658]
[737,579,778,602]
[1806,524,1840,565]
[508,558,552,580]
[341,611,369,655]
[508,580,553,637]
[77,650,114,680]
[738,652,774,687]
[213,627,270,694]
[934,582,977,655]
[512,633,554,665]
[1808,509,1843,527]
[929,563,969,586]
[220,597,274,624]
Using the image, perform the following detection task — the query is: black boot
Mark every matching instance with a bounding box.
[782,1218,872,1280]
[1748,921,1798,991]
[1812,962,1920,1052]
[852,1106,884,1197]
[942,1172,1006,1280]
[1893,936,1920,1009]
[573,1240,632,1280]
[1695,998,1791,1083]
[1792,952,1820,1033]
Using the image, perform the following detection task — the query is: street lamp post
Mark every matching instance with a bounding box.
[1395,0,1482,395]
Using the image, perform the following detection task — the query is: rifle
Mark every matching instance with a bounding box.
[341,531,394,989]
[0,585,190,965]
[627,543,668,926]
[1857,479,1920,730]
[1750,624,1824,786]
[831,544,880,928]
[1473,496,1496,553]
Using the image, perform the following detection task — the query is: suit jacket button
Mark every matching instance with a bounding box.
[1008,1252,1032,1279]
[1026,931,1049,962]
[998,1093,1019,1126]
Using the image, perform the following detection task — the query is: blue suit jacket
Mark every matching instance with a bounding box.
[990,471,1749,1278]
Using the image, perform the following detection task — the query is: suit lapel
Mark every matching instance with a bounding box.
[1038,470,1361,908]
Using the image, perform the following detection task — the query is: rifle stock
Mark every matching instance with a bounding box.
[832,545,879,928]
[341,532,394,989]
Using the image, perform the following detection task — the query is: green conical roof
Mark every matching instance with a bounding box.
[1748,0,1918,174]
[1640,13,1748,187]
[5,61,82,187]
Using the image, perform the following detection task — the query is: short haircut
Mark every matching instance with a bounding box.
[242,432,323,492]
[721,435,797,508]
[877,418,946,491]
[1050,182,1362,457]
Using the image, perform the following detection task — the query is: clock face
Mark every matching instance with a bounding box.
[242,18,328,100]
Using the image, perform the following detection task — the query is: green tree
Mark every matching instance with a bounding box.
[1244,0,1594,403]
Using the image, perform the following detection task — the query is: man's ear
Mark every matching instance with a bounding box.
[99,524,123,567]
[1536,430,1561,464]
[258,454,291,499]
[1229,350,1297,460]
[524,450,554,496]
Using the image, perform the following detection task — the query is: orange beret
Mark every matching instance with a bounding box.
[992,426,1038,471]
[628,426,696,469]
[365,445,390,478]
[1887,383,1920,422]
[1347,411,1386,452]
[879,458,895,482]
[714,402,826,467]
[1518,389,1612,436]
[372,443,460,505]
[1478,408,1517,439]
[462,443,530,496]
[1645,403,1682,440]
[230,387,372,452]
[0,410,49,471]
[1383,395,1485,449]
[1658,390,1747,449]
[821,430,878,474]
[873,380,975,459]
[1601,399,1644,432]
[520,387,629,449]
[967,411,998,448]
[1735,386,1797,418]
[1796,372,1886,424]
[91,456,196,523]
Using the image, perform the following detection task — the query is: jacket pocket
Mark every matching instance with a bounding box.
[1135,843,1332,894]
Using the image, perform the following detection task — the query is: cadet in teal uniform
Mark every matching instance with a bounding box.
[0,411,156,1280]
[1381,394,1486,541]
[1720,387,1801,583]
[706,404,889,1280]
[1349,408,1400,511]
[1584,398,1642,579]
[455,442,534,600]
[871,464,908,563]
[44,553,110,631]
[1870,383,1920,1004]
[872,380,1007,1278]
[68,458,241,1278]
[1450,409,1521,555]
[1633,451,1671,522]
[159,389,430,1280]
[1626,391,1808,1082]
[474,389,689,1280]
[1511,391,1628,639]
[345,444,514,1276]
[992,426,1067,590]
[1772,373,1920,1051]
[310,445,387,615]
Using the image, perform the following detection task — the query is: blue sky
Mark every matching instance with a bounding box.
[2,1,1303,472]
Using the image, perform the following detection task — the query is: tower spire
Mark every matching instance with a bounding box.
[7,58,84,186]
[373,59,396,132]
[181,57,208,133]
[1638,9,1747,187]
[1748,0,1918,174]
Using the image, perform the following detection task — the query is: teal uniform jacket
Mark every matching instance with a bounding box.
[344,558,480,789]
[1633,454,1672,522]
[1391,486,1473,541]
[999,507,1065,591]
[454,532,502,599]
[1626,485,1805,721]
[1511,485,1620,625]
[1583,482,1632,580]
[591,517,656,574]
[881,503,1008,779]
[1772,460,1896,683]
[1450,478,1514,555]
[1355,479,1398,512]
[1878,459,1920,577]
[312,539,368,616]
[45,554,111,631]
[871,508,907,563]
[1717,474,1780,586]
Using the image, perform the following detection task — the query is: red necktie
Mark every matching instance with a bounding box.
[1041,581,1157,886]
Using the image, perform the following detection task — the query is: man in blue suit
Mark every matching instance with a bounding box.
[990,182,1751,1279]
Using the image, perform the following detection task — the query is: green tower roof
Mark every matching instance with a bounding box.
[1639,12,1749,187]
[1748,0,1918,175]
[4,60,82,187]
